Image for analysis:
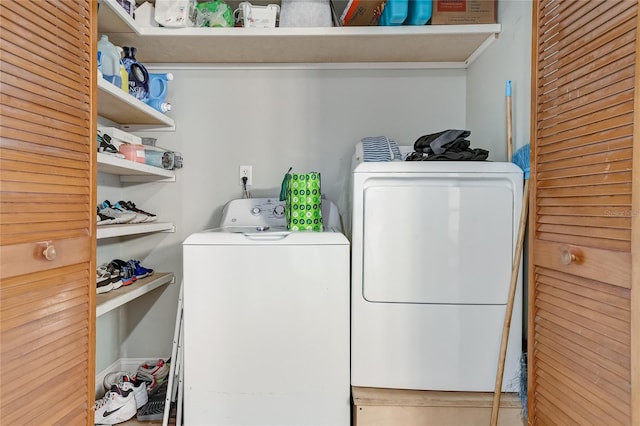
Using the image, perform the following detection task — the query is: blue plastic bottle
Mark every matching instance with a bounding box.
[122,46,149,102]
[379,0,408,26]
[146,73,173,112]
[405,0,432,25]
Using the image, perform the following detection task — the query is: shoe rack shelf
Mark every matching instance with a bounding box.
[98,0,501,67]
[97,152,176,182]
[96,272,174,317]
[98,78,175,131]
[97,222,176,240]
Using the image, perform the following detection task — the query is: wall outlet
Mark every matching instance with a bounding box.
[239,165,252,186]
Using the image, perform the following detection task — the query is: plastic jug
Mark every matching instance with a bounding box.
[97,35,122,87]
[147,99,172,113]
[122,46,150,102]
[146,73,173,112]
[405,0,432,25]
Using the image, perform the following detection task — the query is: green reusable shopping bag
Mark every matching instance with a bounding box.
[284,172,323,232]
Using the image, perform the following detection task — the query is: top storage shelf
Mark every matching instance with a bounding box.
[98,0,501,67]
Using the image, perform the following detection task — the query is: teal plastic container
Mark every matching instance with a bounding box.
[379,0,407,26]
[405,0,432,25]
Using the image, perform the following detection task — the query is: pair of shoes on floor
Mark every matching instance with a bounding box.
[136,359,170,394]
[97,200,157,225]
[103,372,149,409]
[94,381,144,425]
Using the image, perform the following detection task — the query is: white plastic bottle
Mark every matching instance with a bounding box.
[97,35,121,87]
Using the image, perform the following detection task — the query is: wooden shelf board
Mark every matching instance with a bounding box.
[98,78,175,130]
[98,0,500,66]
[97,222,175,239]
[96,272,174,317]
[97,152,175,181]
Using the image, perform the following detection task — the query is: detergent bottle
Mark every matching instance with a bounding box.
[116,47,129,93]
[97,35,121,87]
[147,99,172,113]
[146,73,173,113]
[122,46,149,102]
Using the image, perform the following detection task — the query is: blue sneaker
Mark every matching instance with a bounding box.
[128,259,154,279]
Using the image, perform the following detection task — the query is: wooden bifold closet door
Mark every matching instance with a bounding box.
[529,0,639,424]
[0,0,96,424]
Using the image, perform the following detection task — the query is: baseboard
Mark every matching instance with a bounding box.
[95,357,162,398]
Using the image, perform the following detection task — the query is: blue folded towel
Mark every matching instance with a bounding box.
[362,136,402,162]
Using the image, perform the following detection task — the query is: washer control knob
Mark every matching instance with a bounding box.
[251,207,261,216]
[273,205,285,218]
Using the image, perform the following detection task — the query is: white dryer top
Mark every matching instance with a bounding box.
[352,143,524,176]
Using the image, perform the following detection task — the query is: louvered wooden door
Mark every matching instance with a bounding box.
[0,0,96,424]
[529,0,639,424]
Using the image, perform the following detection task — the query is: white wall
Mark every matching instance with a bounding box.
[467,0,532,159]
[467,0,533,340]
[97,68,467,369]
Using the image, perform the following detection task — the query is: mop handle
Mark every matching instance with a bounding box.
[506,81,513,161]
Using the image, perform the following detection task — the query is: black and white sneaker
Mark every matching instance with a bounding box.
[93,384,137,425]
[118,200,157,223]
[97,271,114,294]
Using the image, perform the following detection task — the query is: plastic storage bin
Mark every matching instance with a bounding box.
[119,143,146,164]
[405,0,432,25]
[379,0,407,25]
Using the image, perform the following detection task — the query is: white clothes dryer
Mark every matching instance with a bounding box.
[350,149,523,392]
[183,198,350,425]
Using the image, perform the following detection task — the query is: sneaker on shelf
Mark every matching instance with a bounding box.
[99,264,123,290]
[114,201,149,224]
[107,259,136,288]
[93,384,137,425]
[128,259,154,279]
[136,359,170,393]
[110,259,137,286]
[97,207,118,226]
[98,200,136,224]
[119,200,157,222]
[97,271,114,294]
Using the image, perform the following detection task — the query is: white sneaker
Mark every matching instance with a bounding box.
[103,372,149,409]
[98,200,136,224]
[94,384,137,425]
[114,201,149,224]
[120,379,148,409]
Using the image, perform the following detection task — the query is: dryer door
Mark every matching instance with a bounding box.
[362,175,517,305]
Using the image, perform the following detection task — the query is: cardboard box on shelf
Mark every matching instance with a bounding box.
[431,0,497,25]
[339,0,386,26]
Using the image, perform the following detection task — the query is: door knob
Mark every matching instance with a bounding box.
[41,243,57,261]
[560,246,581,265]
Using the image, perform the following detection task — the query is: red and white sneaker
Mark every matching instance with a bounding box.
[136,359,170,393]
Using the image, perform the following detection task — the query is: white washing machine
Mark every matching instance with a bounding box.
[183,198,350,426]
[351,149,523,391]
